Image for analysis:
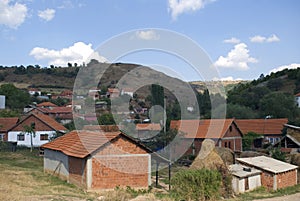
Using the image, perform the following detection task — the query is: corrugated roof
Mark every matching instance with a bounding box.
[236,156,298,174]
[41,130,120,158]
[235,118,288,135]
[136,123,161,131]
[170,119,236,139]
[0,117,19,132]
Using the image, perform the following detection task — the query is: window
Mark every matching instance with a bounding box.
[0,134,4,141]
[17,134,25,141]
[224,142,227,147]
[229,126,232,132]
[228,141,231,149]
[40,134,49,141]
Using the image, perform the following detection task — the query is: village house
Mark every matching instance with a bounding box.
[0,117,19,141]
[41,130,152,190]
[229,164,262,194]
[170,119,243,156]
[295,92,300,107]
[28,88,41,96]
[235,118,288,145]
[121,88,134,97]
[108,88,120,98]
[236,156,298,190]
[274,124,300,153]
[7,113,66,147]
[136,123,161,140]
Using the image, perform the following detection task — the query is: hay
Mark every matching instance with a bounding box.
[190,139,225,170]
[215,147,235,165]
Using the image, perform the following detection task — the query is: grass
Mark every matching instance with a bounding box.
[0,149,97,201]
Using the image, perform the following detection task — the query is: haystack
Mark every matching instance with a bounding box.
[215,147,235,165]
[190,139,225,170]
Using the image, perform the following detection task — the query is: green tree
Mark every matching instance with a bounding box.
[21,124,36,152]
[151,84,164,107]
[98,113,116,125]
[226,103,258,119]
[0,84,31,111]
[242,132,262,151]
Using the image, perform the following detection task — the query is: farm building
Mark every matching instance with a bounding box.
[0,117,19,141]
[274,124,300,153]
[229,164,262,194]
[170,119,243,156]
[41,130,152,190]
[236,156,298,190]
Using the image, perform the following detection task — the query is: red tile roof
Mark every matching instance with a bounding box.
[170,119,235,139]
[235,118,288,135]
[83,125,121,132]
[136,123,161,131]
[41,130,120,158]
[0,117,19,132]
[37,102,57,107]
[295,92,300,97]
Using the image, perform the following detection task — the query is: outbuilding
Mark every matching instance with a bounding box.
[236,156,298,190]
[229,164,261,194]
[41,130,152,190]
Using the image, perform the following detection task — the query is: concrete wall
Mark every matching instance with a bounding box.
[8,131,56,147]
[248,175,261,191]
[44,149,69,179]
[232,175,261,194]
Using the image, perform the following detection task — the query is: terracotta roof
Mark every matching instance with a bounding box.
[170,119,236,139]
[37,102,57,107]
[10,113,66,131]
[108,88,120,93]
[83,125,121,132]
[235,118,288,135]
[0,117,19,132]
[41,130,121,158]
[295,92,300,97]
[39,107,72,114]
[136,123,161,131]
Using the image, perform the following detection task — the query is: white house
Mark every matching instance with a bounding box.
[7,113,66,147]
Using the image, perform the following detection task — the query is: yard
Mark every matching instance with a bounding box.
[1,149,300,201]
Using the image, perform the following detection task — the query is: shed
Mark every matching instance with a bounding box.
[236,156,298,190]
[41,130,152,190]
[229,164,261,194]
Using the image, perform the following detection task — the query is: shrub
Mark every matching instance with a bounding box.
[171,168,222,201]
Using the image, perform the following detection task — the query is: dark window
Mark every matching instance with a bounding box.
[40,134,49,141]
[224,142,227,147]
[229,126,232,132]
[17,134,25,141]
[228,141,231,149]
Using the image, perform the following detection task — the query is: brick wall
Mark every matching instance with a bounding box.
[277,170,297,189]
[261,171,274,190]
[90,136,150,189]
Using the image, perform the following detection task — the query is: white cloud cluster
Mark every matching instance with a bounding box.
[250,34,280,43]
[0,0,28,29]
[135,30,160,40]
[215,43,257,70]
[29,42,107,66]
[168,0,214,20]
[38,9,55,21]
[223,37,240,44]
[269,63,300,74]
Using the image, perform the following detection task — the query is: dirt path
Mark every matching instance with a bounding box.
[253,193,300,201]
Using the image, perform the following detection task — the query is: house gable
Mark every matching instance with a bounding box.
[10,115,53,131]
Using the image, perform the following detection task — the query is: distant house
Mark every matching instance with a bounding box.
[237,156,298,190]
[0,117,19,141]
[229,164,262,194]
[295,92,300,107]
[170,119,243,155]
[28,88,41,96]
[274,124,300,153]
[41,130,152,190]
[121,88,134,97]
[136,123,161,140]
[235,118,288,145]
[7,113,66,147]
[108,88,120,98]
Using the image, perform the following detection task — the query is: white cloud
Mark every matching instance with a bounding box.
[269,63,300,74]
[220,76,243,81]
[0,0,28,29]
[135,30,160,40]
[250,34,280,43]
[214,43,257,70]
[29,42,107,66]
[38,9,55,21]
[168,0,214,20]
[223,37,240,44]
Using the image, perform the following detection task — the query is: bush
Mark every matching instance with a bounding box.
[171,168,222,201]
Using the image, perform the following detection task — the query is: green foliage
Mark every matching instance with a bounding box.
[242,132,262,151]
[0,83,31,111]
[171,168,222,201]
[226,103,258,119]
[0,109,19,117]
[98,113,116,125]
[151,84,164,107]
[270,147,286,162]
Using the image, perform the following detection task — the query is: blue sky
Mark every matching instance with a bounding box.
[0,0,299,81]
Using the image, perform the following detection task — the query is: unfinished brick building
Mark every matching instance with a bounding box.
[41,130,152,190]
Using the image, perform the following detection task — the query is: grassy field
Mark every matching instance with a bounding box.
[1,149,300,201]
[0,149,97,201]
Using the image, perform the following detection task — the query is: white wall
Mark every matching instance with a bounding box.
[248,175,261,191]
[44,149,69,178]
[8,131,56,147]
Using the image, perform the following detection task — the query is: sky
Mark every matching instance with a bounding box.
[0,0,300,81]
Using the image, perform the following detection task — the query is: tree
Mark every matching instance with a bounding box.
[242,132,262,151]
[98,113,115,125]
[226,103,258,119]
[21,124,36,152]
